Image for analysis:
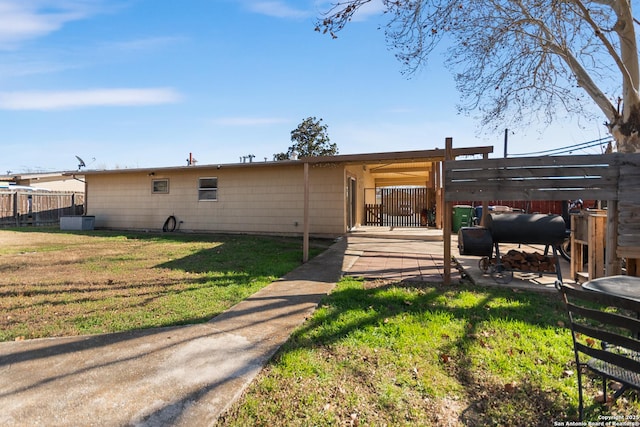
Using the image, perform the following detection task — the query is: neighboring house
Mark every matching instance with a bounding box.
[83,147,492,236]
[0,172,85,192]
[0,172,85,227]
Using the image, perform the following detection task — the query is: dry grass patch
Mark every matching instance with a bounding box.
[0,229,325,341]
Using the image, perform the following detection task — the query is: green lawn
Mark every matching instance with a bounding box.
[2,228,638,424]
[220,278,640,426]
[0,229,328,341]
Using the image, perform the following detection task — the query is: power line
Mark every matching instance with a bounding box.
[508,136,612,157]
[545,140,611,156]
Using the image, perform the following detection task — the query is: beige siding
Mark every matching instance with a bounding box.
[27,179,85,192]
[86,163,347,236]
[345,164,377,227]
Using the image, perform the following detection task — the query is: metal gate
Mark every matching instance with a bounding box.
[364,187,429,227]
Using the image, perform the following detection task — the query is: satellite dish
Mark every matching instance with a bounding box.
[75,155,86,170]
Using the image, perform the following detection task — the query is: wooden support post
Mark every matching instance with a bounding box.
[480,152,490,226]
[587,211,607,279]
[443,137,453,285]
[628,259,639,276]
[606,200,621,276]
[13,192,18,227]
[435,161,442,229]
[429,165,436,227]
[570,214,581,282]
[303,162,310,263]
[84,179,89,215]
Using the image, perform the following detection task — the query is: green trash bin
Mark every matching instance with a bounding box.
[452,205,474,232]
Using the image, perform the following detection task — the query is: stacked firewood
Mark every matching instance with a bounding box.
[500,249,556,272]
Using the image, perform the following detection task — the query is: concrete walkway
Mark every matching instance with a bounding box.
[0,239,346,427]
[0,230,571,426]
[343,232,461,283]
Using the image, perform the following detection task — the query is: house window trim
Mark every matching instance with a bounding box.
[198,176,218,201]
[152,178,170,194]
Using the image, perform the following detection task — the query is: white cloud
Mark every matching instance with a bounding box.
[0,88,183,110]
[0,0,109,49]
[103,36,188,52]
[240,0,382,22]
[211,116,289,126]
[0,36,185,81]
[0,56,79,78]
[243,1,309,19]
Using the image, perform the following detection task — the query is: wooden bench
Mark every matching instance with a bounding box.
[557,278,640,419]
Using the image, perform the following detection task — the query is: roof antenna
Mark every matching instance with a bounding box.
[75,155,86,171]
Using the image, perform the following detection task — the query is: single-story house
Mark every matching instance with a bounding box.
[83,146,493,237]
[0,172,85,192]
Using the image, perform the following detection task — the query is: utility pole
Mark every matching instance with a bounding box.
[503,129,508,158]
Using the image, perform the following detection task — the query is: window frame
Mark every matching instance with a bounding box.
[151,178,170,194]
[198,177,218,201]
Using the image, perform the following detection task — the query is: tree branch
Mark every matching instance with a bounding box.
[512,0,617,122]
[570,1,637,105]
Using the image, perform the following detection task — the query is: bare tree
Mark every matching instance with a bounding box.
[317,0,640,153]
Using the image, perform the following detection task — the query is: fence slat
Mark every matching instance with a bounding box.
[447,188,613,202]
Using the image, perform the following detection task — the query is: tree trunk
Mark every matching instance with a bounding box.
[610,104,640,153]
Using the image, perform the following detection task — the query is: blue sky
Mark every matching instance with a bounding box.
[1,0,609,174]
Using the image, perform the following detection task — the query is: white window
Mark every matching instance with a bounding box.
[198,177,218,201]
[152,179,169,194]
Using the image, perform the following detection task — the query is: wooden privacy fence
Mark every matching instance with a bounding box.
[445,154,618,201]
[0,191,84,227]
[618,155,640,257]
[443,151,640,282]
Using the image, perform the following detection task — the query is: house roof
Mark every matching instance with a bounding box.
[0,172,81,181]
[81,146,494,176]
[300,146,493,164]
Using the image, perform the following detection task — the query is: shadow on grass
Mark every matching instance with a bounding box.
[0,233,343,426]
[0,281,338,425]
[0,230,589,425]
[2,226,333,248]
[1,230,322,337]
[0,275,255,319]
[265,280,578,425]
[1,227,227,243]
